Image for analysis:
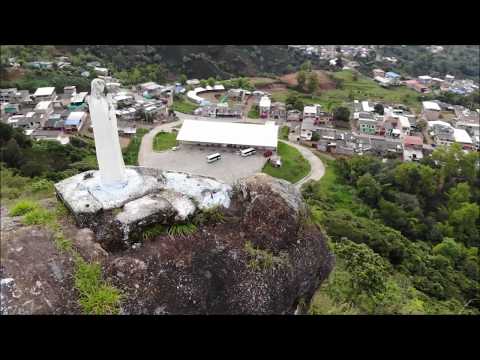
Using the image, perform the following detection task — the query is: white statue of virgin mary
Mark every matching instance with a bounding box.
[88,79,127,188]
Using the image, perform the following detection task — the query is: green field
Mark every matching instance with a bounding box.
[271,70,423,112]
[171,97,199,114]
[248,105,260,119]
[279,126,290,140]
[262,141,311,184]
[153,131,177,151]
[122,128,149,165]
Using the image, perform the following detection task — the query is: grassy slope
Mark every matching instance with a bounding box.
[171,97,199,114]
[153,132,177,151]
[262,141,310,184]
[122,128,149,166]
[279,126,289,140]
[271,70,422,112]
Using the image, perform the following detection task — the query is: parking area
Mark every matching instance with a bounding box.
[141,143,268,184]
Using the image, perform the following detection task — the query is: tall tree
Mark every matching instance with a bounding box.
[297,70,307,90]
[307,72,319,94]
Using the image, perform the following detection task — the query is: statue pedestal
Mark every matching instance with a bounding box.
[54,166,232,250]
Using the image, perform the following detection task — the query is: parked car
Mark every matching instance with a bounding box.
[264,150,273,158]
[172,146,179,151]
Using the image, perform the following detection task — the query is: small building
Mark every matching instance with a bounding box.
[64,111,87,132]
[385,71,400,79]
[43,113,64,130]
[301,117,316,141]
[94,67,109,76]
[398,116,411,135]
[33,87,56,102]
[418,75,432,84]
[34,100,54,115]
[64,86,77,96]
[114,94,135,108]
[373,69,385,78]
[361,101,374,112]
[287,109,302,121]
[405,80,430,93]
[259,96,271,118]
[270,102,286,120]
[1,102,20,115]
[403,135,424,162]
[186,79,200,86]
[31,129,70,145]
[303,105,317,120]
[453,128,474,149]
[422,101,441,121]
[69,92,88,110]
[358,112,377,134]
[445,74,455,82]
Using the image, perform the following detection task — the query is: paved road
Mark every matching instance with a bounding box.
[138,119,183,166]
[281,140,326,189]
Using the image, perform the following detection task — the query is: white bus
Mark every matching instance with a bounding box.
[240,147,256,157]
[207,153,222,163]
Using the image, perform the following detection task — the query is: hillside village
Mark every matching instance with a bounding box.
[1,45,479,316]
[1,54,478,169]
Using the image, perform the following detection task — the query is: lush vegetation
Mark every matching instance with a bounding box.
[262,141,311,184]
[375,45,480,81]
[0,123,97,182]
[113,63,168,86]
[248,105,260,119]
[274,70,423,112]
[279,126,290,140]
[304,144,479,314]
[122,128,149,166]
[153,131,177,152]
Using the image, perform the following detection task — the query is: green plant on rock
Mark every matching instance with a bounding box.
[244,241,288,271]
[22,207,56,226]
[9,200,39,216]
[142,224,167,241]
[193,207,226,226]
[74,257,121,315]
[167,223,197,237]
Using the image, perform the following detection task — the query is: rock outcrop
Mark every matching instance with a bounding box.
[2,173,333,314]
[103,173,334,314]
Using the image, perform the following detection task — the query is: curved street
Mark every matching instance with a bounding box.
[281,140,326,188]
[138,113,325,188]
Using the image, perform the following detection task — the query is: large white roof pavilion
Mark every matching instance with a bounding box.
[177,119,278,150]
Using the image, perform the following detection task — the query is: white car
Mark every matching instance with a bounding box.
[172,146,179,151]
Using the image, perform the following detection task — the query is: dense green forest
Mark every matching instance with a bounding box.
[305,147,479,314]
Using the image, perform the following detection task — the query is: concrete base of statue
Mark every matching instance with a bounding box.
[55,166,232,250]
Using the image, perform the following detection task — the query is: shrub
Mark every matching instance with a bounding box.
[74,258,121,315]
[30,178,54,193]
[23,208,55,225]
[142,224,166,241]
[9,200,39,216]
[167,223,197,237]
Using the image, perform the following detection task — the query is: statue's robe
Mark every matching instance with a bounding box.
[88,92,127,187]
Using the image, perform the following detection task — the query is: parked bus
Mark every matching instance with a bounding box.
[240,147,256,157]
[207,153,222,163]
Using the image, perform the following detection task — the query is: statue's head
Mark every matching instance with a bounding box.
[91,79,106,98]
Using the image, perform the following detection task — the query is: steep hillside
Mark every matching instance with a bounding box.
[59,45,323,79]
